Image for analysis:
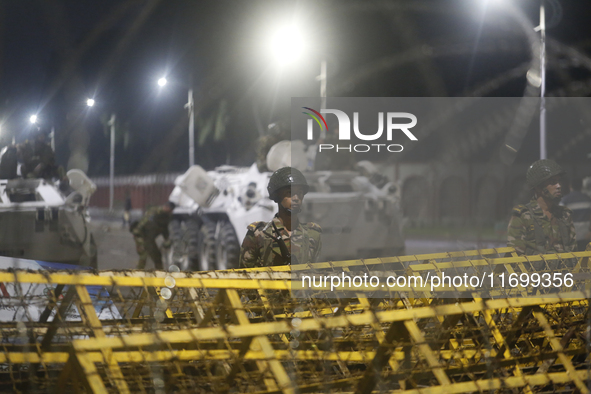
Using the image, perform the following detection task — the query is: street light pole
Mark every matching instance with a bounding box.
[108,113,116,212]
[159,75,195,167]
[185,88,195,167]
[539,0,547,160]
[317,59,327,139]
[319,59,327,110]
[50,126,55,152]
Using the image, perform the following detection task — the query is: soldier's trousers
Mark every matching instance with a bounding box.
[133,235,163,270]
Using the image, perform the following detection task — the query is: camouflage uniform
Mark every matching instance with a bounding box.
[132,206,172,269]
[239,215,322,268]
[507,198,576,258]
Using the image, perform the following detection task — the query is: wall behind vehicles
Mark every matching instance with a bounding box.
[89,173,178,210]
[391,161,591,226]
[88,161,590,222]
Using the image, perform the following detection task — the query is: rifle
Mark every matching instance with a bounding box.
[271,222,299,265]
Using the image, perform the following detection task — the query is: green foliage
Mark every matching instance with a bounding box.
[198,100,229,146]
[99,113,131,150]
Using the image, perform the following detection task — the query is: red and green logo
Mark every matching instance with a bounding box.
[302,107,328,139]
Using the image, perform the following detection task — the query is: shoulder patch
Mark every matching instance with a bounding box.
[306,222,322,233]
[512,205,527,216]
[247,221,266,232]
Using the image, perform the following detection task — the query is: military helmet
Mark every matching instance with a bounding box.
[267,167,309,202]
[526,159,565,189]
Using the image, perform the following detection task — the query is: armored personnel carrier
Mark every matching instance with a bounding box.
[168,142,405,271]
[0,165,98,267]
[168,164,274,270]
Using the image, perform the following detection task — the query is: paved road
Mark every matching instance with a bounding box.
[405,238,506,255]
[89,214,506,270]
[89,220,140,270]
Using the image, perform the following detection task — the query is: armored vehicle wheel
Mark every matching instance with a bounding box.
[168,217,201,271]
[197,221,216,271]
[169,217,201,271]
[169,218,184,268]
[214,220,240,270]
[185,217,201,270]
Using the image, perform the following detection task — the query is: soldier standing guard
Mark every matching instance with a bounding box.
[239,167,322,268]
[507,159,576,261]
[132,201,176,269]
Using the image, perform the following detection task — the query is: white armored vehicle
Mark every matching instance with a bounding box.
[169,164,274,271]
[0,167,98,267]
[168,142,405,271]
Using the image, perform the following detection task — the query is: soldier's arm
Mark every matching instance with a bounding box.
[507,213,527,255]
[308,223,323,264]
[313,236,322,263]
[239,228,261,269]
[567,211,577,252]
[134,215,148,234]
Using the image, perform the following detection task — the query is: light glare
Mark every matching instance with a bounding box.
[29,115,37,124]
[86,98,95,107]
[269,25,305,65]
[157,77,168,87]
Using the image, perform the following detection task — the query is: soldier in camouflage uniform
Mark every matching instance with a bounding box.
[507,160,576,265]
[18,129,64,180]
[239,167,322,268]
[132,201,176,269]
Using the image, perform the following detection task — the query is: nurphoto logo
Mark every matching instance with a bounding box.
[302,107,418,153]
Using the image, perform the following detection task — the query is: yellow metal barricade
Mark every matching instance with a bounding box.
[0,247,589,393]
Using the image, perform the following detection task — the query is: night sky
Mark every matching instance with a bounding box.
[1,0,591,176]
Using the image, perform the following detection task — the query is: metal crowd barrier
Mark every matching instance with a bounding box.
[0,247,589,393]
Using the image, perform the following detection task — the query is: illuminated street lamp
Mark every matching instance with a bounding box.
[268,25,305,65]
[29,114,38,124]
[157,76,195,167]
[86,98,95,107]
[268,23,327,135]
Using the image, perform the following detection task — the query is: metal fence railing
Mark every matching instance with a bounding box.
[0,248,590,393]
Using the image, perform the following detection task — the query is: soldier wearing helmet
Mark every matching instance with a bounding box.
[239,167,322,268]
[507,159,576,257]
